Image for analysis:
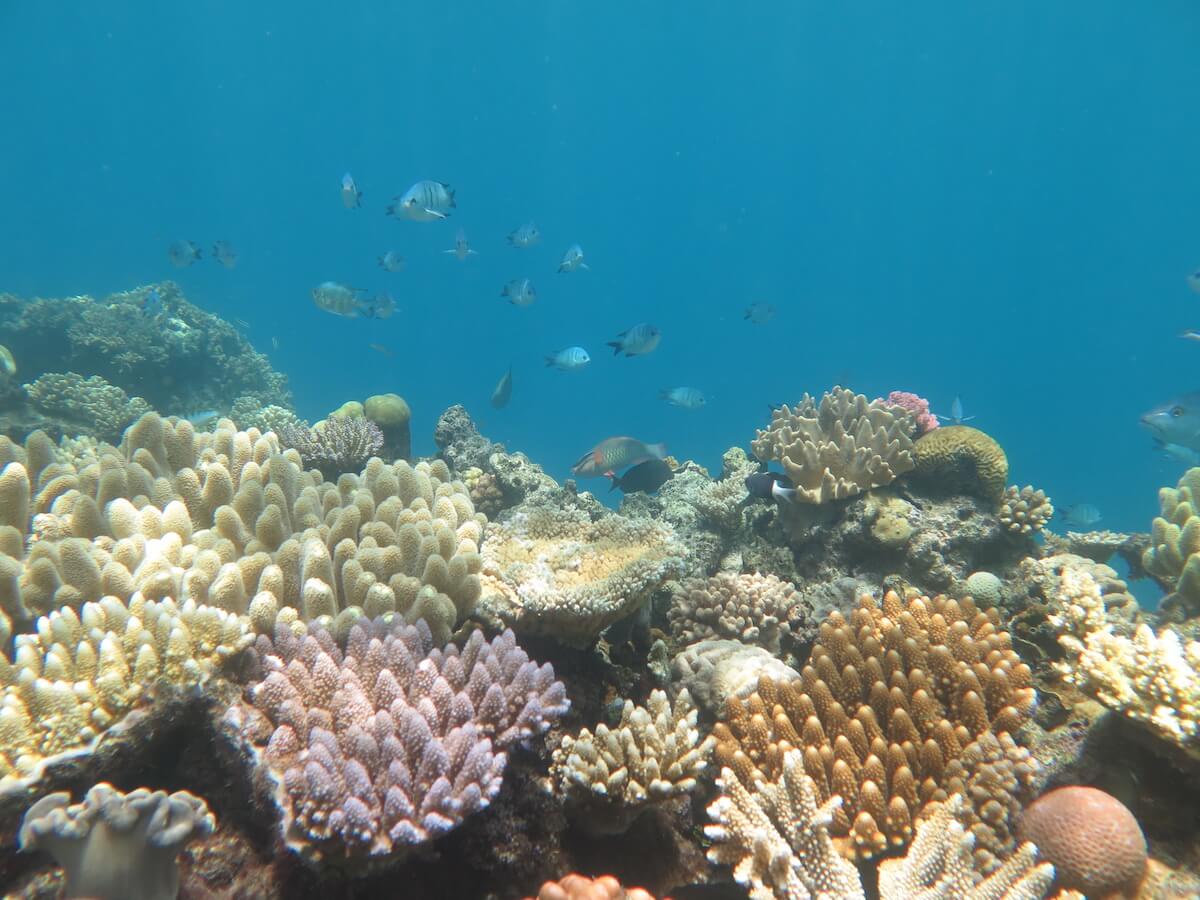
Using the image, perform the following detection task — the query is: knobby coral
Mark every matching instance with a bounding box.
[751,387,915,504]
[998,485,1053,535]
[1142,466,1200,620]
[228,616,568,866]
[667,573,806,655]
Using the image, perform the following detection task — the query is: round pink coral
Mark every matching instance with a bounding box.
[881,390,939,434]
[1017,785,1146,896]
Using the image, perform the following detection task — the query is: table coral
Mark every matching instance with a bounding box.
[477,507,685,648]
[911,426,1008,505]
[1142,466,1200,620]
[667,572,806,655]
[751,387,915,504]
[228,616,567,866]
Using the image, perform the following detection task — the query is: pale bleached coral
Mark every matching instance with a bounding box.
[751,387,915,504]
[668,572,805,655]
[689,447,758,529]
[553,689,713,832]
[23,372,153,442]
[1053,566,1200,753]
[998,485,1053,535]
[18,781,215,900]
[670,639,800,715]
[477,507,684,648]
[1142,466,1200,619]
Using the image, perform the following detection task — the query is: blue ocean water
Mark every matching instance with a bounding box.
[2,1,1198,550]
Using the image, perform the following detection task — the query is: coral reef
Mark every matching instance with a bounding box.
[998,485,1053,535]
[1143,466,1200,620]
[751,387,916,504]
[477,507,685,648]
[667,572,808,656]
[230,395,305,435]
[278,417,385,480]
[23,372,153,442]
[553,689,712,833]
[19,781,215,900]
[227,616,568,866]
[911,425,1009,504]
[1016,785,1147,896]
[669,639,800,715]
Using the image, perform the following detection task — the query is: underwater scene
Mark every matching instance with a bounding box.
[2,2,1200,898]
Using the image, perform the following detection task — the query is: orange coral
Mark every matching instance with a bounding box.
[530,874,662,900]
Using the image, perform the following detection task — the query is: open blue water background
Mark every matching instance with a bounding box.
[2,3,1198,587]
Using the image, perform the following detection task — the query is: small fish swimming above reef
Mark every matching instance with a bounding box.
[443,228,478,261]
[182,410,220,429]
[1180,330,1200,342]
[378,251,405,272]
[0,344,15,378]
[661,387,706,409]
[212,240,238,268]
[388,180,455,221]
[1141,392,1200,452]
[140,287,164,318]
[501,278,536,306]
[1057,504,1102,529]
[745,471,796,503]
[607,323,661,357]
[545,347,590,371]
[361,292,396,320]
[558,244,588,273]
[1188,269,1200,294]
[572,437,667,478]
[744,303,776,324]
[609,458,673,494]
[311,281,365,318]
[167,240,202,268]
[341,173,362,209]
[507,222,540,248]
[491,367,513,408]
[937,396,976,425]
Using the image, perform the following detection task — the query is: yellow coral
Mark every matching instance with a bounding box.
[912,425,1009,504]
[1143,467,1200,620]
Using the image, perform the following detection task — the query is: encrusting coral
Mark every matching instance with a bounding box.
[1143,466,1200,620]
[227,616,568,866]
[477,507,685,648]
[552,689,713,833]
[750,387,916,504]
[1052,566,1200,755]
[667,572,806,655]
[998,485,1053,535]
[18,781,215,900]
[911,425,1009,505]
[713,590,1036,860]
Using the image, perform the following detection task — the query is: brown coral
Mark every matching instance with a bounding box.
[750,387,915,504]
[912,425,1009,504]
[667,572,805,654]
[712,590,1036,860]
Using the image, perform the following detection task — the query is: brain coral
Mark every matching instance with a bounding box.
[1016,785,1146,896]
[911,425,1009,504]
[1142,466,1200,620]
[751,387,915,504]
[477,508,685,648]
[228,616,567,866]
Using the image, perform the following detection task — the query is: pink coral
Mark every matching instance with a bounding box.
[883,390,939,434]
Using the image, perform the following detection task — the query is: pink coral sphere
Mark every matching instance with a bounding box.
[881,390,939,435]
[1017,785,1147,896]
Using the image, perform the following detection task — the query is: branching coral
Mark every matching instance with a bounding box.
[998,486,1053,535]
[667,573,805,655]
[19,781,215,900]
[751,387,915,504]
[23,372,153,442]
[912,426,1008,505]
[1142,466,1200,620]
[1053,566,1200,754]
[552,689,713,833]
[278,418,384,480]
[228,616,567,866]
[713,591,1036,860]
[478,508,685,648]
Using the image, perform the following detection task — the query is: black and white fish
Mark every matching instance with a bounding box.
[507,222,540,248]
[558,244,589,273]
[212,240,238,268]
[607,323,661,357]
[377,251,405,272]
[661,387,706,409]
[545,347,590,371]
[501,278,536,307]
[361,291,396,320]
[167,240,202,268]
[744,471,796,503]
[387,180,455,221]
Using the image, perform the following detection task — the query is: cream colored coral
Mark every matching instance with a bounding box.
[751,387,915,504]
[998,485,1053,535]
[1053,567,1200,750]
[668,572,803,654]
[1143,467,1200,618]
[553,689,713,814]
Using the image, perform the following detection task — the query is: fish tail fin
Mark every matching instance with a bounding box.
[445,185,456,206]
[606,341,622,355]
[647,442,668,459]
[385,202,397,217]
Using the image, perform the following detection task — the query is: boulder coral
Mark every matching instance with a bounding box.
[364,392,412,461]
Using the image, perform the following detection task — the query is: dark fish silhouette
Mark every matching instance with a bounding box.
[608,459,673,495]
[744,471,796,502]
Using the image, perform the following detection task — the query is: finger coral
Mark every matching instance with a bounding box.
[667,572,806,655]
[227,616,568,867]
[1142,466,1200,620]
[713,590,1036,860]
[912,426,1009,505]
[478,507,685,648]
[998,485,1053,535]
[751,387,916,504]
[19,781,215,900]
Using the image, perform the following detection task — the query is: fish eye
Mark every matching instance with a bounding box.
[1172,406,1185,417]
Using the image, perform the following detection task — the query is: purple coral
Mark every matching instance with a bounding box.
[881,390,939,435]
[278,416,384,477]
[238,617,568,864]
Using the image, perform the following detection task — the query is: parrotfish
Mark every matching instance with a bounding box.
[212,240,238,268]
[491,367,513,408]
[341,172,362,208]
[545,347,591,370]
[572,436,667,478]
[606,323,661,357]
[661,387,705,409]
[167,240,202,268]
[443,228,478,260]
[501,278,537,306]
[507,222,540,248]
[387,180,455,221]
[1141,391,1200,452]
[608,458,673,494]
[558,244,589,273]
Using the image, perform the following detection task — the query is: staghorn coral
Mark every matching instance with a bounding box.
[1016,785,1146,897]
[23,372,153,442]
[713,590,1036,860]
[0,594,252,789]
[667,572,806,655]
[705,748,866,900]
[278,417,385,480]
[878,794,1053,900]
[1142,466,1200,620]
[529,874,658,900]
[751,387,915,504]
[670,640,800,716]
[998,485,1053,535]
[552,689,713,833]
[1052,566,1200,754]
[228,616,567,866]
[477,507,685,648]
[911,426,1008,505]
[18,781,215,900]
